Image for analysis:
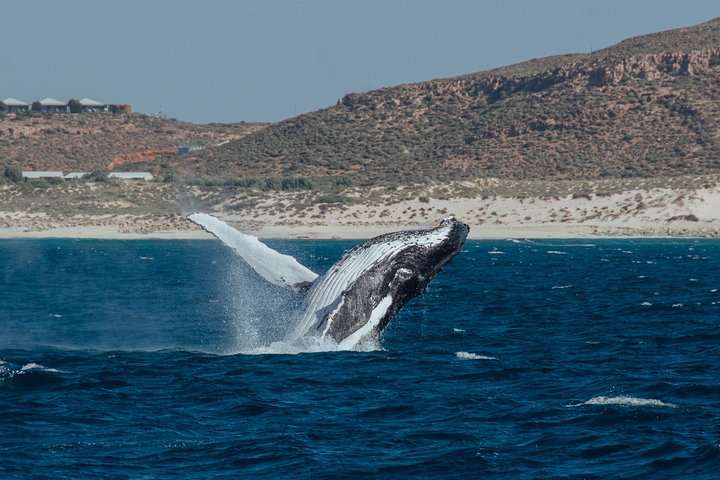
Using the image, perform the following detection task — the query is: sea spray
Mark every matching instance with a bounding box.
[220,254,303,353]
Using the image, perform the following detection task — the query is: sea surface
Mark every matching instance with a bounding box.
[1,238,719,479]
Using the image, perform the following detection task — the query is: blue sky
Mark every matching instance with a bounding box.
[2,0,718,123]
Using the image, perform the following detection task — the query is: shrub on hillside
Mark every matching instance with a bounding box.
[3,166,23,183]
[68,99,82,114]
[87,169,110,182]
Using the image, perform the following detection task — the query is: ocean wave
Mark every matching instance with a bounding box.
[455,351,497,361]
[570,396,678,408]
[1,360,67,384]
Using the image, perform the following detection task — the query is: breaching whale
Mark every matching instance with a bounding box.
[187,213,469,349]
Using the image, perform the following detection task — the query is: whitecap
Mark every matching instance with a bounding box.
[711,289,718,293]
[551,285,572,290]
[453,328,466,333]
[20,363,66,373]
[546,250,566,255]
[672,303,683,308]
[487,251,505,255]
[49,314,62,318]
[641,302,653,306]
[455,351,497,361]
[571,395,677,408]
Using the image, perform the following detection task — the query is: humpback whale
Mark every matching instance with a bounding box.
[188,213,468,349]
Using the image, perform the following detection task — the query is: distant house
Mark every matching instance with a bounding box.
[22,171,64,179]
[177,146,203,155]
[2,97,30,113]
[64,172,90,179]
[38,97,68,113]
[78,97,107,112]
[108,172,153,181]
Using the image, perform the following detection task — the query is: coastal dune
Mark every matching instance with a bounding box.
[1,177,718,239]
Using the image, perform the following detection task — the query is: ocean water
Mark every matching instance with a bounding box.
[1,238,719,479]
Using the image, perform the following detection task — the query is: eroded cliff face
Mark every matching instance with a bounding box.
[340,48,720,109]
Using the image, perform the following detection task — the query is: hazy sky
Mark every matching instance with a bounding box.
[2,1,718,123]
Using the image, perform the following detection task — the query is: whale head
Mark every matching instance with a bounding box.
[299,217,469,348]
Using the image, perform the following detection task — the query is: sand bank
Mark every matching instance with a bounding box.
[1,181,718,240]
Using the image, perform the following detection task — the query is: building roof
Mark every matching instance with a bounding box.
[3,97,29,106]
[38,97,66,106]
[108,172,154,180]
[22,171,64,178]
[78,98,105,107]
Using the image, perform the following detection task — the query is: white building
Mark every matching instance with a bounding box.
[38,97,68,113]
[108,172,154,181]
[2,97,30,112]
[22,171,64,179]
[78,98,107,112]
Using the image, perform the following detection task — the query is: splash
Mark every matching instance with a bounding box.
[218,259,382,355]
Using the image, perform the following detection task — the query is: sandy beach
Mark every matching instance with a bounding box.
[2,181,718,240]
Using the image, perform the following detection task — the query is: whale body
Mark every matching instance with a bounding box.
[187,213,468,349]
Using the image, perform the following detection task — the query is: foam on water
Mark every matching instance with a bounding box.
[236,334,382,356]
[455,351,497,360]
[571,396,678,408]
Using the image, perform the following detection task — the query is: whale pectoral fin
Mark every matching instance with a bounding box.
[187,213,319,293]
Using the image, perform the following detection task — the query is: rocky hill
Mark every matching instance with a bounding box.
[0,112,265,173]
[155,17,720,184]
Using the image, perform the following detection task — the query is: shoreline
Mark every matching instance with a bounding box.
[0,223,717,240]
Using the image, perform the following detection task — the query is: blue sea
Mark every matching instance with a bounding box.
[1,238,719,479]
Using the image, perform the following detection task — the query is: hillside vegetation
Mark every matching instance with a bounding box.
[151,17,720,185]
[0,113,265,172]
